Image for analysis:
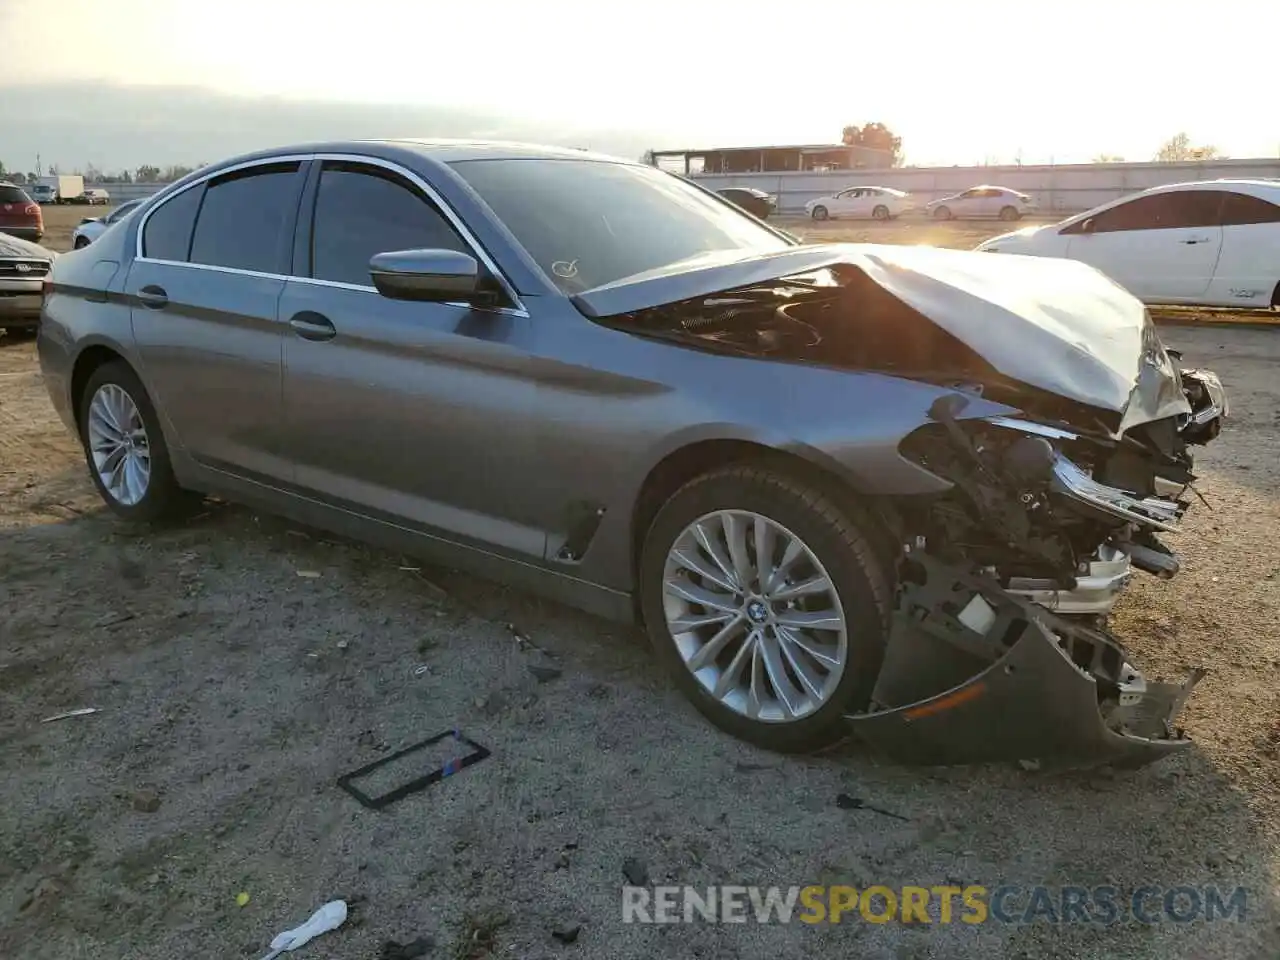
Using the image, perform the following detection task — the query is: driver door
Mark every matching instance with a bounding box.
[277,159,545,557]
[1064,191,1223,301]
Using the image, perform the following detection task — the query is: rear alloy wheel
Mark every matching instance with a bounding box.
[639,466,891,753]
[811,205,829,221]
[78,360,196,522]
[872,205,890,221]
[999,205,1021,221]
[933,205,952,220]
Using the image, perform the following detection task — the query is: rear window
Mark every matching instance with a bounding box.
[0,186,30,203]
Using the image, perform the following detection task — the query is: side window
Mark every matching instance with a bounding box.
[1218,191,1280,226]
[1088,191,1223,233]
[188,162,301,273]
[309,163,469,287]
[141,185,204,261]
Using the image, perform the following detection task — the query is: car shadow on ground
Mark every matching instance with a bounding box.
[1,493,1277,960]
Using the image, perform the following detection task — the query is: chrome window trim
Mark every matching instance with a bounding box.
[132,151,529,317]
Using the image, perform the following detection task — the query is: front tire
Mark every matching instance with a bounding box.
[872,205,890,221]
[78,360,195,523]
[639,466,892,753]
[933,205,952,220]
[811,205,829,221]
[999,205,1021,221]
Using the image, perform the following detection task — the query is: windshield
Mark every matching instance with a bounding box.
[449,158,792,292]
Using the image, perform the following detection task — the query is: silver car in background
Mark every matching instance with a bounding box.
[37,140,1227,768]
[925,185,1037,221]
[71,198,145,248]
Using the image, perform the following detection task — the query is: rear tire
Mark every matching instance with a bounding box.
[77,360,197,523]
[638,465,892,753]
[872,205,890,221]
[999,205,1021,221]
[811,205,829,221]
[933,205,952,220]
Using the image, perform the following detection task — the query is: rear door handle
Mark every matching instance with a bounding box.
[1180,236,1211,244]
[137,284,168,309]
[289,310,337,342]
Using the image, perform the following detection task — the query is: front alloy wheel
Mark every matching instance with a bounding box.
[640,465,891,752]
[663,510,847,722]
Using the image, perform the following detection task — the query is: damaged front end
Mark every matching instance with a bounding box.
[577,242,1230,768]
[847,378,1227,769]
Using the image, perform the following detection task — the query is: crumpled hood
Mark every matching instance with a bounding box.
[0,233,57,260]
[573,242,1190,434]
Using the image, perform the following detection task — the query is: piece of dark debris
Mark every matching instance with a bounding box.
[551,921,582,944]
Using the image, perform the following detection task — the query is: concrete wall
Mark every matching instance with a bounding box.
[691,158,1280,216]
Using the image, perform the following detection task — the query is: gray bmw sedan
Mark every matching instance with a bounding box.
[37,140,1228,766]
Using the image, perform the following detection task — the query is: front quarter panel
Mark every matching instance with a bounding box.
[529,309,1019,593]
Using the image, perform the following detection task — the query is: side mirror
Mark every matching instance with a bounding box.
[369,249,481,303]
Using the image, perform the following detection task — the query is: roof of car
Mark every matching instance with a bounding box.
[1143,178,1280,195]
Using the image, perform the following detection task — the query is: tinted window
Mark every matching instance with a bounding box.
[0,186,29,203]
[141,184,204,261]
[189,163,300,273]
[1218,191,1280,226]
[451,158,790,292]
[1073,191,1223,234]
[309,165,469,287]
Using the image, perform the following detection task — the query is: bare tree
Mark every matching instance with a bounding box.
[1156,133,1223,162]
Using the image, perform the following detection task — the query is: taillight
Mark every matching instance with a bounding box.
[23,203,40,216]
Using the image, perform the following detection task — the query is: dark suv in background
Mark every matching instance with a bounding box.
[0,182,45,241]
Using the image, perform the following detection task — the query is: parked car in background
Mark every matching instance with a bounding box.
[805,186,913,221]
[0,182,44,241]
[925,185,1035,221]
[0,231,55,332]
[975,179,1280,309]
[72,198,145,248]
[34,174,85,205]
[716,187,776,219]
[36,139,1227,767]
[83,188,111,206]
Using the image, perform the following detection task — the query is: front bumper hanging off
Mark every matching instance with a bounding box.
[844,552,1206,769]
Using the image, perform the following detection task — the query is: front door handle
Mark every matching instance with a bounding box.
[1180,236,1210,245]
[137,284,168,309]
[289,310,337,342]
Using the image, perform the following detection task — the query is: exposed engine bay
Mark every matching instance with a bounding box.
[600,258,1230,768]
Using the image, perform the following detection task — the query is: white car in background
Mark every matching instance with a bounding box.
[70,198,145,248]
[925,185,1036,221]
[975,179,1280,309]
[805,186,913,221]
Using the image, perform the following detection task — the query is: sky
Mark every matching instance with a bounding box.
[1,0,1276,172]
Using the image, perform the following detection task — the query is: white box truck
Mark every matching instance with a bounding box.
[32,175,86,204]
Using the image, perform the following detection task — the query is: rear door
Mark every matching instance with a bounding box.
[127,160,305,481]
[1063,190,1223,301]
[277,158,543,557]
[1208,191,1280,307]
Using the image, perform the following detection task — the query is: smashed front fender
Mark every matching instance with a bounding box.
[845,552,1205,769]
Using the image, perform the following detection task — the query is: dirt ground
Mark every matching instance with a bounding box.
[2,212,1279,960]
